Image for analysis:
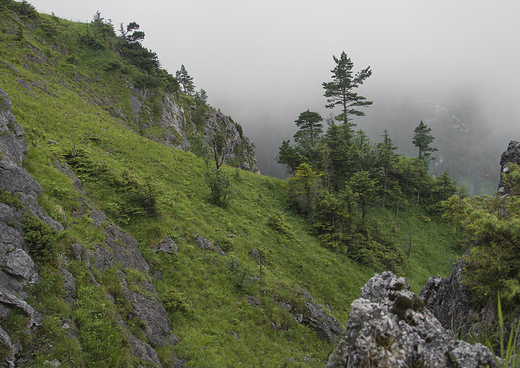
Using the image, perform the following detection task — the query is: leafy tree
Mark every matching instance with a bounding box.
[313,191,344,249]
[277,110,323,173]
[176,65,195,94]
[188,132,212,169]
[287,163,322,225]
[393,156,431,204]
[427,171,458,213]
[443,164,520,311]
[412,121,438,167]
[207,131,235,170]
[90,11,115,57]
[350,130,379,175]
[322,51,373,139]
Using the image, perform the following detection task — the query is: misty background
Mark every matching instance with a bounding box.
[28,0,520,193]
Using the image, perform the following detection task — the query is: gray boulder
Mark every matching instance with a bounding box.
[1,249,34,281]
[275,287,343,343]
[157,236,177,254]
[327,272,497,368]
[195,233,212,250]
[419,257,497,337]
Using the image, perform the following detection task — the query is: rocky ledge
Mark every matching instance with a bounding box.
[327,272,497,368]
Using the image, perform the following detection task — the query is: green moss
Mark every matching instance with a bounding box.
[0,190,23,209]
[390,294,424,321]
[375,332,393,348]
[391,282,406,291]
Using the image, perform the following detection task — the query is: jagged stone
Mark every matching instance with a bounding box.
[89,209,108,227]
[327,272,497,368]
[0,324,16,368]
[246,295,263,307]
[0,158,41,199]
[0,87,180,366]
[194,233,212,250]
[213,244,226,256]
[132,292,178,347]
[274,287,343,343]
[0,221,24,249]
[0,88,27,165]
[419,257,496,336]
[157,236,177,254]
[70,243,84,261]
[296,288,343,343]
[0,288,43,328]
[60,266,77,305]
[1,248,34,281]
[104,225,149,273]
[115,315,163,367]
[499,140,520,196]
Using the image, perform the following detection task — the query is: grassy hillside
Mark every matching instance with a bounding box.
[0,3,462,366]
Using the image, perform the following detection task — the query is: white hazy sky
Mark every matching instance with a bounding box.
[28,0,520,171]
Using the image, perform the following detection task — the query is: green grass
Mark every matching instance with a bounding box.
[0,5,462,366]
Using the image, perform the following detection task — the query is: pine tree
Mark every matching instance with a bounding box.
[412,121,438,167]
[322,51,372,140]
[294,110,323,146]
[176,65,195,94]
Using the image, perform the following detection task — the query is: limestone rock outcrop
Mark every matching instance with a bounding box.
[131,87,259,173]
[275,287,344,343]
[498,140,520,197]
[327,272,497,368]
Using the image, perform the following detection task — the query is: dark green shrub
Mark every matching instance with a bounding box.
[163,288,191,314]
[226,254,252,292]
[266,211,294,237]
[21,212,60,263]
[204,168,235,208]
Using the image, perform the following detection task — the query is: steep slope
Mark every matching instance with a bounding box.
[1,87,183,366]
[0,2,258,174]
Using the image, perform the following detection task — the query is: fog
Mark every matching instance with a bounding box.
[29,0,520,181]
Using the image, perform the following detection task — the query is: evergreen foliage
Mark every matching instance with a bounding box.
[277,52,459,272]
[444,164,520,312]
[322,51,373,134]
[176,64,195,94]
[412,121,438,167]
[20,212,60,264]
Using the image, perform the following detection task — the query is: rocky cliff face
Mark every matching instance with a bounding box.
[327,272,497,368]
[0,88,181,367]
[498,140,520,197]
[129,88,260,173]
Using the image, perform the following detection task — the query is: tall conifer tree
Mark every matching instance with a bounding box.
[322,52,373,141]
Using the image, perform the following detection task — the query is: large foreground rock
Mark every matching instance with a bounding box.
[327,272,497,368]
